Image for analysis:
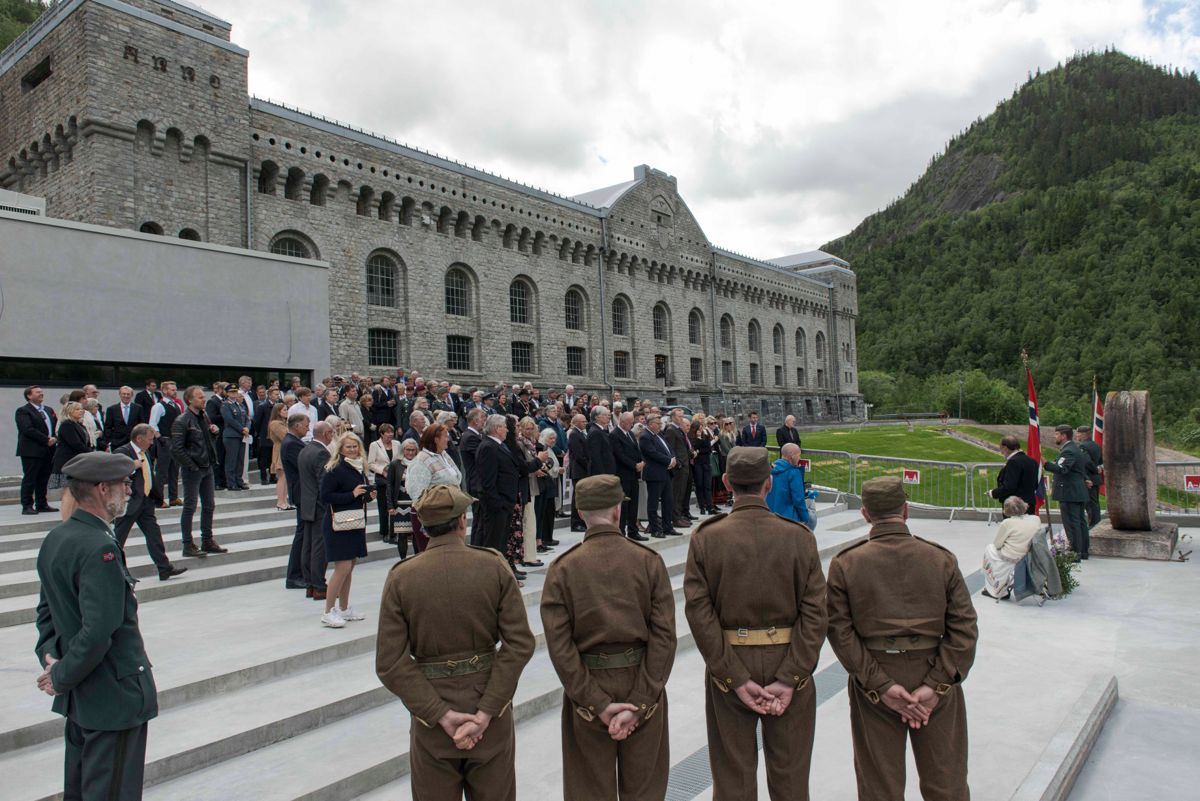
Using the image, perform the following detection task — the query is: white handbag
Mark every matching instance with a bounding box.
[331,507,366,532]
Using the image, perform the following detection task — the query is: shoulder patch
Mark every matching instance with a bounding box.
[101,551,116,562]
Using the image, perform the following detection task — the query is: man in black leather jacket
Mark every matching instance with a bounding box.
[170,385,228,558]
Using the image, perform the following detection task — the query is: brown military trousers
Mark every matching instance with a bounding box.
[409,672,517,801]
[847,648,969,801]
[705,642,817,801]
[562,663,670,801]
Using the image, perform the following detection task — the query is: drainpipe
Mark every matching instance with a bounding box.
[708,248,723,414]
[598,216,614,399]
[244,158,253,248]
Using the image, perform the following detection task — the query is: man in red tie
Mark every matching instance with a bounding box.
[739,411,767,447]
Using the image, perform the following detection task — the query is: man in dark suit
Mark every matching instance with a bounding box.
[1044,425,1091,559]
[738,411,767,448]
[205,383,228,489]
[639,414,680,538]
[221,386,251,491]
[297,421,332,599]
[989,435,1039,510]
[281,414,310,589]
[776,414,801,449]
[509,388,533,420]
[475,415,523,573]
[459,408,487,543]
[585,407,617,477]
[315,389,340,422]
[372,377,400,430]
[15,385,58,515]
[611,411,647,540]
[566,414,590,531]
[114,425,186,580]
[663,408,694,526]
[133,380,161,421]
[149,381,185,505]
[1076,426,1103,527]
[253,388,280,485]
[104,386,145,451]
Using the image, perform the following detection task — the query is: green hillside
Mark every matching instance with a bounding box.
[825,51,1200,434]
[0,1,45,51]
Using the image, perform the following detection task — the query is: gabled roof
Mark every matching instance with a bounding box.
[570,179,639,210]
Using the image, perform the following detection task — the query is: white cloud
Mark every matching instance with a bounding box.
[199,0,1199,257]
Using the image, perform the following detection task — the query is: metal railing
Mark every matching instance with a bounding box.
[1154,462,1200,517]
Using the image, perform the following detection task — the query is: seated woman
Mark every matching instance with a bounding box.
[982,496,1043,600]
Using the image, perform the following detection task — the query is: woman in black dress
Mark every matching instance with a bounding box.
[318,433,375,628]
[386,438,420,559]
[52,402,93,479]
[690,415,718,515]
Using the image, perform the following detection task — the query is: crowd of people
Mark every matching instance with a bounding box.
[14,373,817,628]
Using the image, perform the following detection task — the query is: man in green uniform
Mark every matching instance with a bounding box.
[34,452,159,801]
[376,484,535,801]
[1045,424,1091,558]
[826,476,978,801]
[541,474,676,800]
[684,447,828,801]
[1076,425,1103,528]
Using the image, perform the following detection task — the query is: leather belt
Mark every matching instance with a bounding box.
[723,626,791,646]
[862,635,942,653]
[417,651,494,679]
[581,647,645,670]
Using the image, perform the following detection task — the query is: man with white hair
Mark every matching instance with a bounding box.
[981,496,1041,600]
[563,384,577,409]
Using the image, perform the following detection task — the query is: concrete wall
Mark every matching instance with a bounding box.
[0,209,330,474]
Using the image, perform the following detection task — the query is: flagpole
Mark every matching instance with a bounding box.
[1023,351,1055,540]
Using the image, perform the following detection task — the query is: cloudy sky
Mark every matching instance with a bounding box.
[199,0,1199,259]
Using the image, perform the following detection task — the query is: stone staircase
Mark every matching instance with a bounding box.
[0,479,863,801]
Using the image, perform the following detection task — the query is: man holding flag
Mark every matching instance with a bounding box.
[1076,382,1105,527]
[1022,355,1048,516]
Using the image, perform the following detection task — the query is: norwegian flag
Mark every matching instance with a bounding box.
[1093,383,1105,497]
[1026,364,1047,515]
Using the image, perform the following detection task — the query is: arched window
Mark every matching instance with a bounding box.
[564,289,584,331]
[356,185,374,217]
[720,316,733,349]
[257,160,278,194]
[138,221,163,235]
[612,297,630,336]
[366,253,398,307]
[310,174,329,206]
[815,331,826,360]
[509,280,531,324]
[652,305,668,341]
[284,167,304,201]
[269,236,309,259]
[795,328,807,359]
[748,320,761,353]
[178,228,201,241]
[688,309,703,346]
[772,324,784,355]
[445,268,470,316]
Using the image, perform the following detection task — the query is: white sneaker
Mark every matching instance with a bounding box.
[321,609,345,628]
[339,605,365,622]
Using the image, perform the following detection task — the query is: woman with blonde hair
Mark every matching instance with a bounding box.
[516,416,547,567]
[52,402,93,483]
[318,432,375,628]
[267,402,291,511]
[80,398,103,449]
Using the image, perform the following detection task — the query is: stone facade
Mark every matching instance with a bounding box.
[0,0,862,421]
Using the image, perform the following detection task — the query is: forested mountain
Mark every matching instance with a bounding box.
[0,1,45,51]
[825,51,1200,430]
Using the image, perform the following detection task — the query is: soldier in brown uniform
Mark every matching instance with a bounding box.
[375,485,535,801]
[684,447,828,801]
[826,476,978,801]
[541,474,677,801]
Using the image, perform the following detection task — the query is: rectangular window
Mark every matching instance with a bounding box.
[721,360,733,383]
[21,57,52,93]
[817,368,826,389]
[367,328,398,367]
[749,363,760,385]
[614,350,630,379]
[690,357,703,383]
[566,346,586,376]
[774,365,783,386]
[446,335,472,371]
[805,399,814,416]
[797,368,805,387]
[654,354,669,380]
[511,341,534,374]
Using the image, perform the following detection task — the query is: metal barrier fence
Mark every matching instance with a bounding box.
[853,455,972,518]
[1154,462,1200,517]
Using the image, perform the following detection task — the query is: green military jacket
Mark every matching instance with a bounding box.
[1045,440,1089,503]
[34,510,158,731]
[1080,439,1103,488]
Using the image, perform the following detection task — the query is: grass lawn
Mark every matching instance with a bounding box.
[781,426,998,462]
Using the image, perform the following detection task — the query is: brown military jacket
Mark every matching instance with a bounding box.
[683,496,828,690]
[540,523,676,722]
[376,534,535,726]
[826,521,978,693]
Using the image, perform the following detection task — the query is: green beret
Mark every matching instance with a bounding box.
[574,474,627,511]
[861,476,908,515]
[1055,424,1074,436]
[725,446,770,485]
[62,452,137,483]
[413,485,476,526]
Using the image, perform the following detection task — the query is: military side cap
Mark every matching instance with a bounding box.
[725,446,771,484]
[575,474,627,511]
[861,476,908,515]
[413,485,476,526]
[62,452,137,482]
[1055,424,1074,435]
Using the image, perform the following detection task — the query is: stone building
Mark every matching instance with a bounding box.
[0,0,862,421]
